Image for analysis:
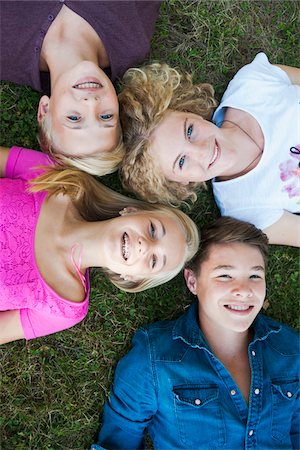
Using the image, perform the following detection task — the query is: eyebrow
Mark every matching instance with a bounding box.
[63,122,116,130]
[213,264,265,271]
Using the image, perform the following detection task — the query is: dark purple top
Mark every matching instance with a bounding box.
[0,0,162,94]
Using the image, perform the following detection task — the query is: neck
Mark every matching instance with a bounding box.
[199,314,251,361]
[40,5,108,88]
[218,119,263,181]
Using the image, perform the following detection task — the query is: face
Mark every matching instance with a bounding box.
[104,210,187,279]
[150,110,237,184]
[185,243,266,334]
[38,61,120,157]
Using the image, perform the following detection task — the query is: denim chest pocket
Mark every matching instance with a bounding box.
[173,385,225,449]
[271,378,299,442]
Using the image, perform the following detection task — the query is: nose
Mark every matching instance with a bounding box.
[138,236,151,255]
[232,281,253,298]
[82,93,100,101]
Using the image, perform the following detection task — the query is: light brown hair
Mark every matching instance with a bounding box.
[186,217,269,276]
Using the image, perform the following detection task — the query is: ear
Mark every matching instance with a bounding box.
[120,274,136,282]
[119,206,139,216]
[37,95,50,123]
[184,268,198,295]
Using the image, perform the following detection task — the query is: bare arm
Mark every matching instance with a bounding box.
[0,146,11,178]
[0,310,24,344]
[274,64,300,85]
[263,211,300,247]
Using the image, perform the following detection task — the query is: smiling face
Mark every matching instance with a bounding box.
[38,61,120,157]
[150,110,237,184]
[185,242,266,334]
[104,210,187,279]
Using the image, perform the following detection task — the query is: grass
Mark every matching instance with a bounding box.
[0,1,299,448]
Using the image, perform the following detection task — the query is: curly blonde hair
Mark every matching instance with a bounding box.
[119,63,217,206]
[38,116,125,176]
[30,167,200,293]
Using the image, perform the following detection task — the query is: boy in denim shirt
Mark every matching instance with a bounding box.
[92,217,299,449]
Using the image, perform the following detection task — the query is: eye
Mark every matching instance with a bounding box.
[151,254,157,269]
[186,124,193,140]
[250,274,263,279]
[99,114,113,121]
[67,115,81,121]
[178,155,185,170]
[149,221,156,238]
[217,274,232,279]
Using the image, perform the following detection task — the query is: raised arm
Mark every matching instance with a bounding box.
[0,146,10,177]
[0,310,24,344]
[263,211,300,247]
[274,64,300,85]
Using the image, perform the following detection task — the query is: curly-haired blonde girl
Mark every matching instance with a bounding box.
[119,63,217,206]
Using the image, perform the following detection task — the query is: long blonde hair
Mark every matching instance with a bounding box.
[30,168,200,292]
[119,63,217,206]
[38,117,125,176]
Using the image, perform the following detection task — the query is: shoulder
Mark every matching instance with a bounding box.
[262,315,299,356]
[6,147,54,180]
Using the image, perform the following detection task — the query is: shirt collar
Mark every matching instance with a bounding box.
[172,300,282,348]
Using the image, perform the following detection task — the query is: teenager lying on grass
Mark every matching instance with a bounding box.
[0,146,199,344]
[1,1,162,175]
[120,53,300,247]
[92,217,299,450]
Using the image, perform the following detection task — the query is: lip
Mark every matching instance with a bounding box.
[208,140,221,169]
[73,77,103,91]
[224,304,254,315]
[121,232,130,261]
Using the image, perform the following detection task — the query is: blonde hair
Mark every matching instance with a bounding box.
[38,116,125,176]
[30,168,200,293]
[119,63,217,206]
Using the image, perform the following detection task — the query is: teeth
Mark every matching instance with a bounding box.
[227,305,250,311]
[122,233,129,260]
[73,82,102,89]
[209,144,219,167]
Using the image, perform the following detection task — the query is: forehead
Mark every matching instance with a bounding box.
[198,242,265,271]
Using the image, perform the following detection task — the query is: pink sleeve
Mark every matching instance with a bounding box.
[20,308,87,340]
[5,147,54,181]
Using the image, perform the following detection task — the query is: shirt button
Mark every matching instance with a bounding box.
[287,391,293,398]
[231,389,236,396]
[194,398,201,405]
[249,429,254,436]
[254,388,260,395]
[251,350,256,356]
[48,14,54,21]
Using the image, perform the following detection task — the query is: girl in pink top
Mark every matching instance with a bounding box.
[0,147,199,344]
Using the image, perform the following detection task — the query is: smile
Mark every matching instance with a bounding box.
[73,82,103,89]
[208,141,220,168]
[225,304,254,314]
[122,232,129,261]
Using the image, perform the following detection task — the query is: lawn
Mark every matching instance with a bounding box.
[0,1,299,448]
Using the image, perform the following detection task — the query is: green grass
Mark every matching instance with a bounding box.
[0,1,299,448]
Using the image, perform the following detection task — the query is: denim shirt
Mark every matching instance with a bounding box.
[91,302,300,449]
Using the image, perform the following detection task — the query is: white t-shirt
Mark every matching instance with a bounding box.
[212,53,300,230]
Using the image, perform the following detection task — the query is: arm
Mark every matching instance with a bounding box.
[0,146,10,177]
[95,329,157,449]
[0,310,24,344]
[263,212,300,247]
[273,64,300,85]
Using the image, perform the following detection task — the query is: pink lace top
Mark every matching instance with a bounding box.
[0,147,89,340]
